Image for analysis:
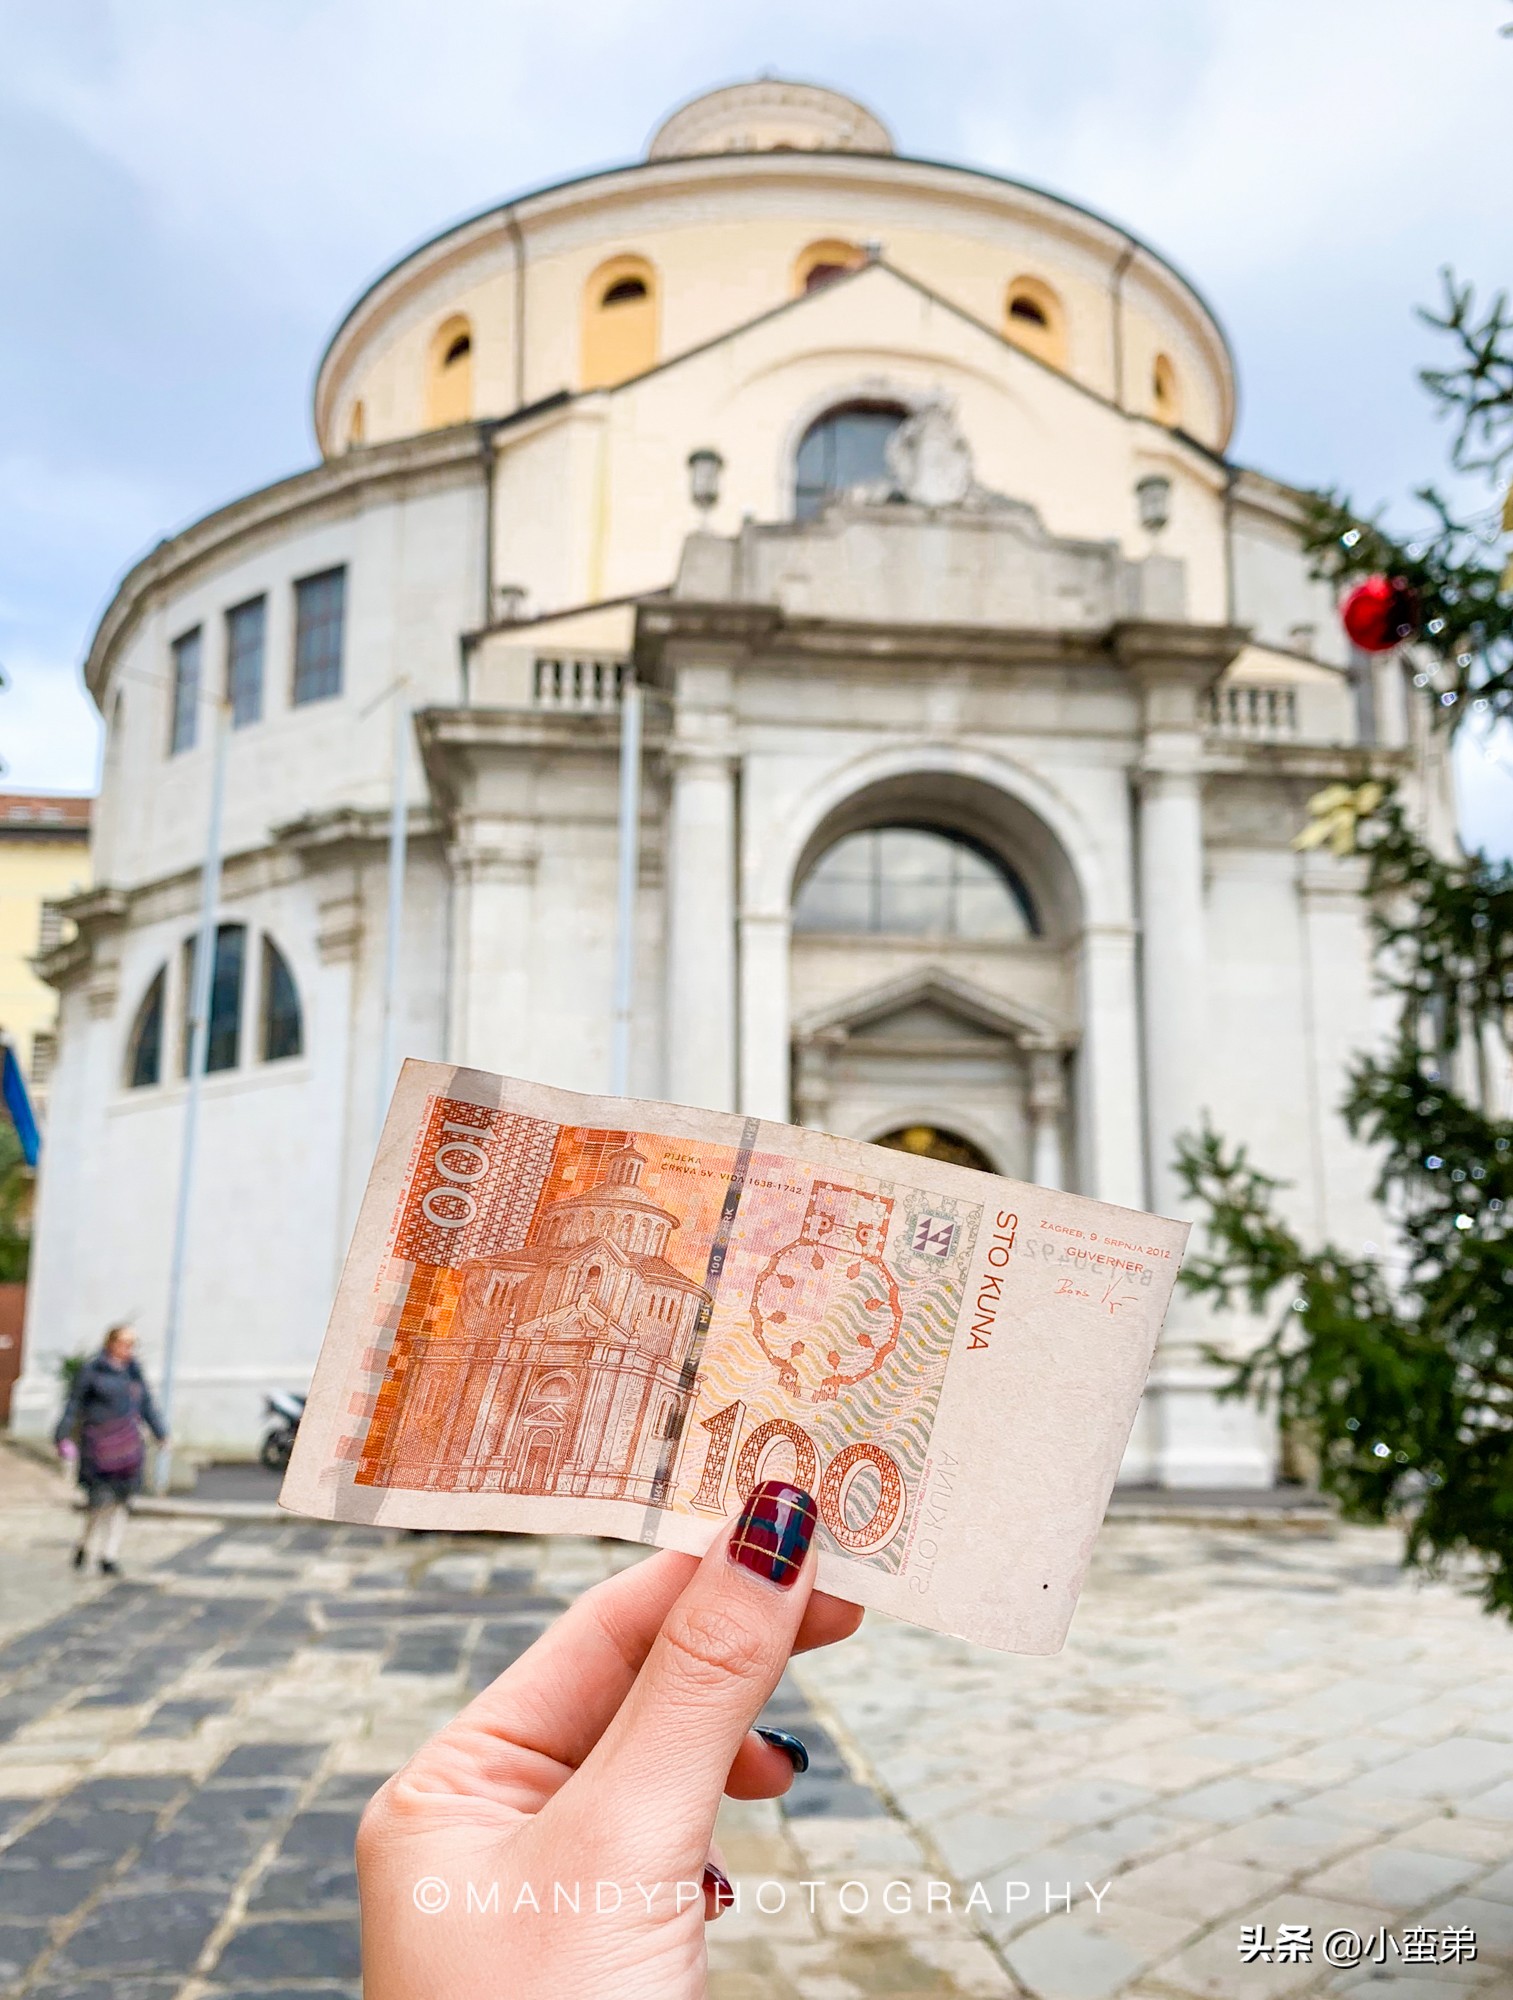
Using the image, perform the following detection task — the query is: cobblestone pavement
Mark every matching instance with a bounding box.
[1,1448,1510,2000]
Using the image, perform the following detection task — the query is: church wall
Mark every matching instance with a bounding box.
[1230,486,1352,669]
[502,267,1231,624]
[1203,845,1325,1227]
[20,871,355,1449]
[16,814,455,1454]
[324,160,1231,458]
[28,86,1440,1481]
[443,741,665,1100]
[335,252,524,444]
[1185,833,1383,1475]
[95,467,484,898]
[490,405,615,617]
[1201,779,1384,1258]
[727,672,1144,1205]
[735,690,1139,934]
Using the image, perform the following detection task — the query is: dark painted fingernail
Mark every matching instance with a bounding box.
[703,1862,735,1915]
[728,1480,817,1589]
[757,1725,810,1773]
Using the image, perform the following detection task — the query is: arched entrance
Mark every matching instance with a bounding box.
[874,1124,995,1172]
[786,772,1082,1188]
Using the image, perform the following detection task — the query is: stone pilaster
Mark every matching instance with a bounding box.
[663,665,738,1110]
[446,822,539,1075]
[1123,639,1218,1222]
[1027,1044,1067,1191]
[1118,623,1272,1487]
[738,909,791,1120]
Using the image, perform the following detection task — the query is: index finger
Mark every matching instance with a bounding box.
[415,1541,859,1789]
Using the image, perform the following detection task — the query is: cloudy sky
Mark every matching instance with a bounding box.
[2,0,1510,840]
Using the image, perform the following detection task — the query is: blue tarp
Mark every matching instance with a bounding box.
[2,1043,39,1166]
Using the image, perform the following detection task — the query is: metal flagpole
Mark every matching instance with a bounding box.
[156,696,231,1493]
[610,674,643,1097]
[376,677,410,1142]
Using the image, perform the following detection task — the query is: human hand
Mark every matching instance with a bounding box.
[356,1482,858,2000]
[57,1439,77,1462]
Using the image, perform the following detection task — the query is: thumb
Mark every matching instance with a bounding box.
[564,1481,819,1875]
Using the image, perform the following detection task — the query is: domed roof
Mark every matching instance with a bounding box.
[647,78,893,160]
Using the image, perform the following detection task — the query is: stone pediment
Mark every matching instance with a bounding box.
[792,966,1071,1051]
[675,500,1184,632]
[853,998,1002,1046]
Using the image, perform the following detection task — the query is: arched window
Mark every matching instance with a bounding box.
[1003,276,1066,369]
[126,968,166,1089]
[794,400,908,520]
[1152,353,1180,425]
[793,826,1037,939]
[792,239,866,295]
[581,256,659,389]
[259,937,303,1062]
[181,923,247,1074]
[876,1125,995,1172]
[424,314,474,428]
[129,930,301,1087]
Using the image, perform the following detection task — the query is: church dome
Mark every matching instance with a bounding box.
[647,78,893,160]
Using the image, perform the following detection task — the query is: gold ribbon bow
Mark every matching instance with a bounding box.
[1292,781,1385,857]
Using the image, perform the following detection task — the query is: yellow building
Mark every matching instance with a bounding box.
[0,796,91,1099]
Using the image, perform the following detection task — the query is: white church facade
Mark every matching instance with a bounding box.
[15,79,1447,1482]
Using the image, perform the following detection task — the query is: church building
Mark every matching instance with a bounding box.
[16,79,1444,1483]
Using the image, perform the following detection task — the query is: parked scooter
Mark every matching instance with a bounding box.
[259,1390,306,1472]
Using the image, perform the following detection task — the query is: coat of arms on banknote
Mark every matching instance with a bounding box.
[282,1062,1188,1654]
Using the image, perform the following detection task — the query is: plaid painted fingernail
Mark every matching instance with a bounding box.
[727,1480,817,1589]
[703,1862,735,1915]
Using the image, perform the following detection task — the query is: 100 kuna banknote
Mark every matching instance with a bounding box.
[280,1062,1188,1654]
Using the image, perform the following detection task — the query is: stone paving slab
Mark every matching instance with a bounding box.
[793,1519,1513,1998]
[1,1445,1511,1996]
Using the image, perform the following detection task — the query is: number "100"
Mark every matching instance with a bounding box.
[690,1400,906,1556]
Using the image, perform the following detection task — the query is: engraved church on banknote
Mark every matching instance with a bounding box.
[362,1140,709,1499]
[17,78,1454,1484]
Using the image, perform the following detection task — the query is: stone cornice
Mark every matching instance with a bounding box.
[52,886,129,928]
[34,937,93,991]
[1112,620,1250,686]
[415,703,667,824]
[84,426,489,704]
[1199,742,1413,782]
[637,603,1248,681]
[269,805,437,859]
[33,815,440,989]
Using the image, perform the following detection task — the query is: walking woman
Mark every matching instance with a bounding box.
[55,1323,167,1575]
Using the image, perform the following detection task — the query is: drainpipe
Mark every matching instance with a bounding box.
[1110,237,1135,413]
[505,205,528,411]
[480,421,499,635]
[484,205,530,632]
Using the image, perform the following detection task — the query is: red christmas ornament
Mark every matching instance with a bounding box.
[1340,574,1420,653]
